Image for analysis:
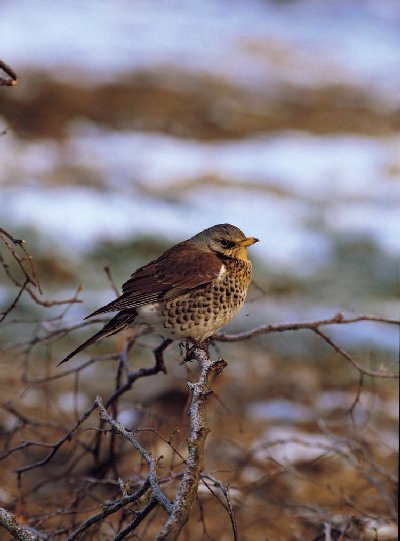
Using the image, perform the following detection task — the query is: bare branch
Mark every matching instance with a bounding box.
[103,265,120,297]
[214,313,400,342]
[66,479,151,541]
[96,396,172,514]
[0,228,82,320]
[313,328,397,379]
[0,507,45,541]
[0,229,37,287]
[104,338,171,408]
[156,345,227,541]
[215,312,399,378]
[113,497,159,541]
[0,276,30,323]
[0,60,18,86]
[15,402,98,474]
[201,474,238,541]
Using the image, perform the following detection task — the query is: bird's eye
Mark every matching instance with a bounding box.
[219,239,234,248]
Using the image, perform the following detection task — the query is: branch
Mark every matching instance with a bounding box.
[114,497,158,541]
[156,346,227,541]
[0,507,45,541]
[104,338,171,408]
[313,328,397,379]
[0,230,37,288]
[0,60,18,86]
[66,479,151,541]
[95,396,172,514]
[0,228,82,322]
[214,313,400,342]
[215,312,399,379]
[0,276,29,323]
[201,474,238,541]
[15,403,98,474]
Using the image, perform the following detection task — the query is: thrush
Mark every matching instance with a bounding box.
[60,224,258,365]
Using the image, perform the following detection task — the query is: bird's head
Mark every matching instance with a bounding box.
[191,224,258,261]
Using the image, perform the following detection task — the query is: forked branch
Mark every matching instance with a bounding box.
[157,346,227,541]
[215,312,399,379]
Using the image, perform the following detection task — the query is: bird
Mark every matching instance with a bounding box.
[59,224,258,365]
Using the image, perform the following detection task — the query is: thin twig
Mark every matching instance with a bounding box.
[15,403,97,474]
[113,497,159,541]
[215,313,399,379]
[0,229,82,315]
[0,60,18,86]
[66,479,151,541]
[214,313,400,342]
[0,277,29,323]
[104,265,120,297]
[104,339,170,408]
[313,328,397,379]
[201,474,239,541]
[96,396,172,514]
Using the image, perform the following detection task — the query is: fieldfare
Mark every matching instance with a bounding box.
[60,224,258,365]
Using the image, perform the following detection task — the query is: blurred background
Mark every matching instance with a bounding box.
[0,0,399,348]
[0,1,399,538]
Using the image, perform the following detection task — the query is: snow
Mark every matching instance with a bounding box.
[0,0,399,102]
[1,127,399,267]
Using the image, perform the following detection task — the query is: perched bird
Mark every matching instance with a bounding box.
[59,224,258,365]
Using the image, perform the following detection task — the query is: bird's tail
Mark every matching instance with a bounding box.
[58,309,137,366]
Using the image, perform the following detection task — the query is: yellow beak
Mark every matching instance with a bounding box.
[240,237,259,247]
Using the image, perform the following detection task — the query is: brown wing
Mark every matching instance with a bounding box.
[87,242,222,317]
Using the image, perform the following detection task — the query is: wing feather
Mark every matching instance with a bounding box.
[87,242,222,317]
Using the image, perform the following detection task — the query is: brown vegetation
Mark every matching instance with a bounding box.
[1,58,398,541]
[0,70,398,141]
[0,226,398,540]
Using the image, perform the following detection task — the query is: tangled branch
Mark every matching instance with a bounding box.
[0,227,397,540]
[0,228,82,323]
[96,396,172,515]
[66,479,151,541]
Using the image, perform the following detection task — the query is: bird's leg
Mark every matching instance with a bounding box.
[184,338,210,362]
[153,338,172,374]
[119,335,137,374]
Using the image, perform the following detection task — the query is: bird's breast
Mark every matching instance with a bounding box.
[160,258,252,341]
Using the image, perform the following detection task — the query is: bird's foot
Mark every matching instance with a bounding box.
[153,338,172,374]
[184,339,209,362]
